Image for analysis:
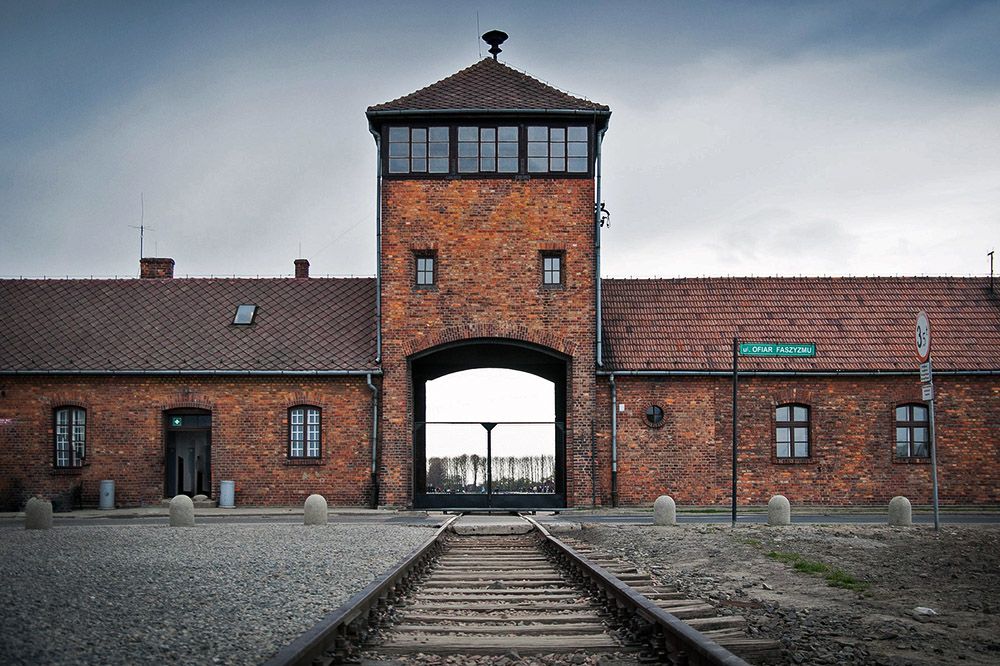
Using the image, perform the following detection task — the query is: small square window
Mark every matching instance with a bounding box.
[542,253,563,287]
[233,304,257,325]
[415,254,436,287]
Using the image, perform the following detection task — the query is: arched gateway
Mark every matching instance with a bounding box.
[411,339,568,509]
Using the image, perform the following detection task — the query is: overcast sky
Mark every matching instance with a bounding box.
[2,0,998,279]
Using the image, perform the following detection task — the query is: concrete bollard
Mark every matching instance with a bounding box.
[767,495,791,526]
[304,494,328,526]
[888,496,912,526]
[653,495,677,526]
[169,495,195,527]
[24,497,53,530]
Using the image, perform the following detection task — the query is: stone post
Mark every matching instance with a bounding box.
[653,495,677,526]
[888,496,912,526]
[304,494,328,526]
[767,494,791,526]
[169,495,195,527]
[24,497,53,530]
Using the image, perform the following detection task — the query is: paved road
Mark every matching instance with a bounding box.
[3,511,997,528]
[566,513,1000,524]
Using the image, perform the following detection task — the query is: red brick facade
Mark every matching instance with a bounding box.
[0,375,375,509]
[378,178,597,507]
[598,375,999,506]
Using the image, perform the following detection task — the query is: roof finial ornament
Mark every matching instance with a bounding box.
[481,30,508,60]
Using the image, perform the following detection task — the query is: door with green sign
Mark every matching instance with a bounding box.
[164,409,212,498]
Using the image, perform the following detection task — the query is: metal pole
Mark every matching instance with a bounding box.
[610,374,618,508]
[732,337,738,527]
[483,423,496,506]
[929,392,940,532]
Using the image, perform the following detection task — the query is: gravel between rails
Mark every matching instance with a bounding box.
[0,523,435,665]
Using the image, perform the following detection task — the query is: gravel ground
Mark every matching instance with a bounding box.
[0,523,435,665]
[569,523,1000,665]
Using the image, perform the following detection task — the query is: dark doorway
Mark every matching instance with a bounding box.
[412,340,567,510]
[164,410,212,498]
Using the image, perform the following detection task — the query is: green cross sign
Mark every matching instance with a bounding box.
[738,342,816,357]
[171,416,183,427]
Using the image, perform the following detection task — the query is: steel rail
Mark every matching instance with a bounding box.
[263,514,460,666]
[524,516,751,666]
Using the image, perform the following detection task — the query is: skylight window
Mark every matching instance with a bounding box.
[233,304,257,325]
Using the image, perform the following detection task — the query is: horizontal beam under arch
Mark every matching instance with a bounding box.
[409,338,569,384]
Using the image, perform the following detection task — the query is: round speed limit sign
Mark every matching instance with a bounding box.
[915,311,931,362]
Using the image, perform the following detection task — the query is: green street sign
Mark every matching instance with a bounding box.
[171,416,183,427]
[739,342,816,357]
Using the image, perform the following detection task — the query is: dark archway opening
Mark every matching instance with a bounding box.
[412,339,567,510]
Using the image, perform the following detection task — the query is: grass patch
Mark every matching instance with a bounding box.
[767,550,801,564]
[767,551,869,592]
[793,559,829,574]
[825,569,869,592]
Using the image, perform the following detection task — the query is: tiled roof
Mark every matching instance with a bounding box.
[368,58,609,113]
[602,277,1000,372]
[0,278,377,373]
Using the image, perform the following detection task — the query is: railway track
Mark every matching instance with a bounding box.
[266,515,780,665]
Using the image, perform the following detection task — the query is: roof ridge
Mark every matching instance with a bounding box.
[368,57,609,113]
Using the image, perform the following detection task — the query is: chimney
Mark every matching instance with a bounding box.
[294,259,310,279]
[140,257,175,279]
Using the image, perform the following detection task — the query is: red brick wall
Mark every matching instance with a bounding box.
[378,178,597,507]
[597,375,999,506]
[0,375,376,509]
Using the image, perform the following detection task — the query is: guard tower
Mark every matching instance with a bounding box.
[366,33,611,508]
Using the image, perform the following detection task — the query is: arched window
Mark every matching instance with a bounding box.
[289,406,321,458]
[54,407,86,467]
[775,404,809,458]
[895,404,929,458]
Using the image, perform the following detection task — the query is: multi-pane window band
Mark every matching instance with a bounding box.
[388,126,449,174]
[775,404,810,458]
[895,404,930,458]
[54,407,86,468]
[415,254,436,287]
[527,125,588,173]
[458,126,518,173]
[542,252,563,286]
[289,406,321,458]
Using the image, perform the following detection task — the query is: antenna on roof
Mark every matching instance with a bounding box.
[482,30,508,60]
[477,12,482,58]
[128,192,155,261]
[990,249,995,293]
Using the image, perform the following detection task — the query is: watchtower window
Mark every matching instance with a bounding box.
[528,126,588,173]
[388,126,449,174]
[415,253,436,287]
[458,126,518,173]
[541,252,563,287]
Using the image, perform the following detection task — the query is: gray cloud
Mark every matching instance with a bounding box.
[2,1,998,279]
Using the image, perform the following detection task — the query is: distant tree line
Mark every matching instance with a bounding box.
[426,454,555,493]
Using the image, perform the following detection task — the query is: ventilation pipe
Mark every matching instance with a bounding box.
[595,123,608,367]
[368,127,383,364]
[366,373,379,509]
[610,373,618,507]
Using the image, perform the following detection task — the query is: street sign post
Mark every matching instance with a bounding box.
[915,312,931,363]
[731,340,817,527]
[738,342,816,357]
[916,311,940,531]
[919,360,932,384]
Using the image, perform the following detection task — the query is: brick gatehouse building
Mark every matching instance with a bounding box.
[2,43,998,510]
